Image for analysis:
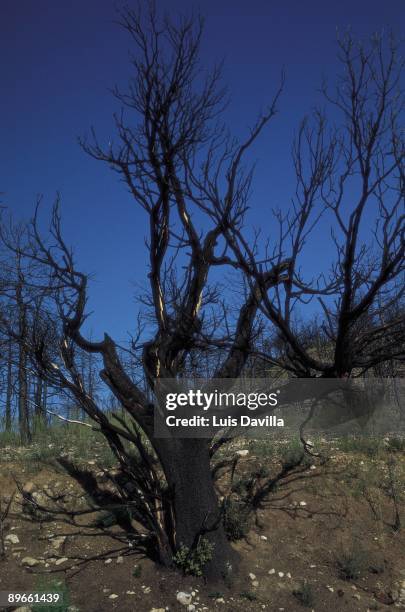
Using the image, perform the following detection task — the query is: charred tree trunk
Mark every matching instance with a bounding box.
[5,339,13,432]
[157,438,238,581]
[34,376,47,429]
[16,282,30,444]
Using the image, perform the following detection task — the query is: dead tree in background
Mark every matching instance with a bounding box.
[0,7,403,580]
[4,339,13,432]
[222,33,404,377]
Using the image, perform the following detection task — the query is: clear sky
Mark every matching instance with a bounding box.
[1,0,403,342]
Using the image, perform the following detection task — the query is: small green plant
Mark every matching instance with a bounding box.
[32,578,70,612]
[280,439,311,469]
[240,590,258,601]
[338,436,381,457]
[223,499,251,541]
[386,437,405,452]
[335,544,367,580]
[173,537,214,576]
[132,564,142,578]
[292,581,315,607]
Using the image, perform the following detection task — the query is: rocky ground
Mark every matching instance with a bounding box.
[0,437,404,612]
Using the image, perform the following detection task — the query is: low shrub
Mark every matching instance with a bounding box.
[173,537,214,576]
[292,581,315,607]
[335,544,367,580]
[222,499,251,541]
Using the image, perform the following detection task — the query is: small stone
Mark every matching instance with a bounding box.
[5,533,20,544]
[286,572,292,578]
[327,586,334,592]
[21,556,40,567]
[55,557,68,565]
[177,592,192,606]
[299,501,307,506]
[126,591,135,595]
[352,593,361,600]
[249,573,256,580]
[102,588,110,594]
[236,450,249,457]
[23,481,36,494]
[109,594,119,599]
[252,580,259,587]
[216,598,225,604]
[187,606,196,612]
[116,555,124,564]
[278,571,284,578]
[310,465,316,470]
[51,536,66,550]
[260,535,268,541]
[150,609,166,612]
[143,586,151,594]
[310,564,316,568]
[105,558,112,564]
[268,568,275,574]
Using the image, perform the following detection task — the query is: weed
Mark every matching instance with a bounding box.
[132,564,142,578]
[240,590,258,601]
[335,544,367,580]
[338,436,381,457]
[292,581,315,607]
[173,538,214,576]
[385,437,405,452]
[280,438,311,469]
[223,499,251,541]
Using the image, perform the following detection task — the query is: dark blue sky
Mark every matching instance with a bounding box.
[1,0,403,342]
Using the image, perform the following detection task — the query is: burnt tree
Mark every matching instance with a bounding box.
[1,8,403,581]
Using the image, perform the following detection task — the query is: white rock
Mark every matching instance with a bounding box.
[150,609,166,612]
[249,573,256,580]
[216,598,225,603]
[268,568,275,574]
[51,536,66,550]
[187,606,196,612]
[260,535,268,541]
[286,572,292,578]
[236,450,249,457]
[105,558,112,564]
[22,556,40,567]
[327,586,334,592]
[109,594,119,599]
[116,555,124,564]
[5,533,20,544]
[299,501,307,506]
[126,591,135,595]
[278,572,284,578]
[55,557,68,565]
[252,580,259,587]
[177,592,192,606]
